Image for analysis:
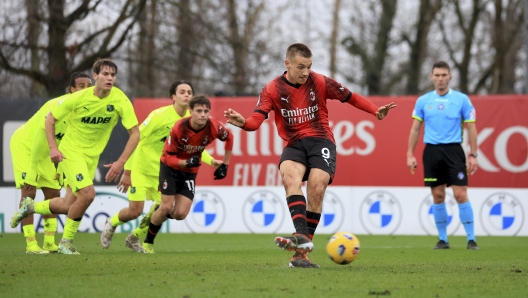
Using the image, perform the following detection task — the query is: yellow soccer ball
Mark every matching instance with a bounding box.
[326,232,361,265]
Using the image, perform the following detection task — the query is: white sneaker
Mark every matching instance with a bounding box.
[100,218,116,249]
[125,233,144,253]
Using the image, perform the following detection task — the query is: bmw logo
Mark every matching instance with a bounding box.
[480,192,524,236]
[317,190,345,234]
[359,191,402,234]
[242,190,285,233]
[418,193,461,236]
[186,190,226,233]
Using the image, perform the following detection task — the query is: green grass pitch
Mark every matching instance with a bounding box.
[0,233,526,297]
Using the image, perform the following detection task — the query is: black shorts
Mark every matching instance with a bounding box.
[158,162,197,199]
[279,137,336,184]
[423,143,467,187]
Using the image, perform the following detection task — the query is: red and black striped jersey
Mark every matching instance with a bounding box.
[254,71,352,146]
[161,117,233,174]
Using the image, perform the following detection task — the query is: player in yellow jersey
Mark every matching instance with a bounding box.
[10,58,140,255]
[100,81,223,252]
[10,72,91,254]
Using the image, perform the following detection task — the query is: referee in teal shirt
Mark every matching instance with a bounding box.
[407,61,479,250]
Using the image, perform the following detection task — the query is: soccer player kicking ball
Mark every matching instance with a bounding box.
[225,43,396,268]
[140,95,232,254]
[100,82,223,252]
[11,58,140,255]
[10,72,91,254]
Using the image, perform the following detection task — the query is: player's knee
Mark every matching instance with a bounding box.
[174,211,189,220]
[282,174,302,190]
[131,208,143,218]
[79,187,95,197]
[454,192,469,203]
[312,183,326,198]
[77,188,96,204]
[158,203,172,215]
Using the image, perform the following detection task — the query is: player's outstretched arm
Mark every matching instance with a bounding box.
[224,108,246,128]
[106,125,140,183]
[376,102,397,120]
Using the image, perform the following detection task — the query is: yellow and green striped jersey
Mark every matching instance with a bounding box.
[125,105,213,176]
[12,95,69,151]
[51,86,138,157]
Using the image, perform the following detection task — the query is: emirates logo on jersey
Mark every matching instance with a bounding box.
[179,144,206,154]
[281,104,319,125]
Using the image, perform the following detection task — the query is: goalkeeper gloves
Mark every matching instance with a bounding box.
[214,164,228,180]
[185,155,201,167]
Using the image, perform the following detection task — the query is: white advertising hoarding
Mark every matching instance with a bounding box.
[0,186,526,236]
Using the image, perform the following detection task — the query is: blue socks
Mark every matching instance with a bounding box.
[459,201,476,242]
[432,203,448,242]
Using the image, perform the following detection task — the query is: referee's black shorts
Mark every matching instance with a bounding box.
[423,143,468,187]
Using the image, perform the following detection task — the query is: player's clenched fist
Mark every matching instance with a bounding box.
[213,164,228,180]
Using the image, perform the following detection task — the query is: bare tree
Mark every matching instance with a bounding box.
[129,0,158,97]
[25,0,46,97]
[329,0,342,78]
[223,0,265,94]
[402,0,443,94]
[489,0,524,93]
[0,0,147,97]
[342,0,398,95]
[437,0,489,94]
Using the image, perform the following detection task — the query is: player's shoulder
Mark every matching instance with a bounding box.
[52,88,90,108]
[39,95,65,111]
[207,117,222,127]
[449,89,470,99]
[109,86,131,102]
[417,90,436,101]
[310,70,325,80]
[152,105,173,115]
[173,116,189,128]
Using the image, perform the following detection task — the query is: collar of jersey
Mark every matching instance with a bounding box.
[280,71,303,89]
[433,88,452,97]
[185,117,208,133]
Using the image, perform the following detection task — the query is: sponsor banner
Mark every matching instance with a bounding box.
[0,186,526,236]
[132,95,528,187]
[2,96,527,188]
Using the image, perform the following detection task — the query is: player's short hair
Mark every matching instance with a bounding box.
[432,61,450,73]
[169,80,194,97]
[286,43,312,60]
[69,72,91,87]
[92,58,118,75]
[189,94,211,110]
